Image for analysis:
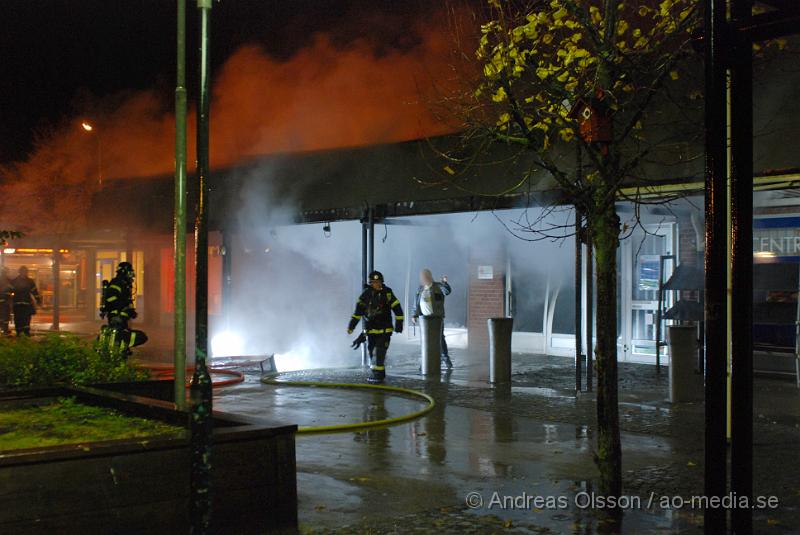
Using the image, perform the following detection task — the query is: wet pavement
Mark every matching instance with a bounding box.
[211,346,800,534]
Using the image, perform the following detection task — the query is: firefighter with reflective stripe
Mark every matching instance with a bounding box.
[99,261,147,357]
[347,270,404,383]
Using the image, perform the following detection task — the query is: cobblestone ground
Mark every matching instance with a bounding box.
[267,348,800,534]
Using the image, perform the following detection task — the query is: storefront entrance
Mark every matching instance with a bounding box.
[618,223,676,363]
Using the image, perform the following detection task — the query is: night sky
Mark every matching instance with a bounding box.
[0,0,443,164]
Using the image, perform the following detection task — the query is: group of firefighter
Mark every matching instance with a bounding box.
[348,268,452,384]
[85,259,451,376]
[3,257,445,375]
[0,260,147,357]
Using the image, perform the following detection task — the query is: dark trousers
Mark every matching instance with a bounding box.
[367,333,391,380]
[13,305,33,336]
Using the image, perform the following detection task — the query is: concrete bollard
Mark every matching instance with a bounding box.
[488,317,514,384]
[420,316,443,378]
[667,325,702,403]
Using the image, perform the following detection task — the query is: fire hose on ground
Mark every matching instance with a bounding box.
[139,364,246,388]
[137,361,435,435]
[260,375,436,435]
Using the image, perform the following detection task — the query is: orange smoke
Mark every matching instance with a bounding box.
[0,8,479,233]
[8,22,463,187]
[211,30,459,165]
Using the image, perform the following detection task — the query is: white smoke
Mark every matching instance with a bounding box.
[210,170,582,371]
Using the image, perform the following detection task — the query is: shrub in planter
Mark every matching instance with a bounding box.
[0,334,147,388]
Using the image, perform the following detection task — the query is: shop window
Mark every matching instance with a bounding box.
[511,272,546,333]
[552,282,576,335]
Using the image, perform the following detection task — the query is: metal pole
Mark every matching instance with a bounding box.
[368,207,375,275]
[51,247,60,331]
[586,231,593,392]
[655,255,674,373]
[361,211,368,367]
[703,0,729,532]
[173,0,188,410]
[190,0,213,532]
[575,208,583,393]
[221,231,232,330]
[730,1,754,532]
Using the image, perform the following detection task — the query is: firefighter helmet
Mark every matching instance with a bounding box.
[116,261,134,279]
[368,270,384,283]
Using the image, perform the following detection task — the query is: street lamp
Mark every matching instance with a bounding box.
[80,121,102,185]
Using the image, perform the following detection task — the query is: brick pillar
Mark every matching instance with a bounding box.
[467,254,506,354]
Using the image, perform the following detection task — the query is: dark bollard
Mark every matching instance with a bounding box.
[488,317,514,384]
[420,316,442,378]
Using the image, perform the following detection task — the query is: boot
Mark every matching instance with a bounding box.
[367,368,385,384]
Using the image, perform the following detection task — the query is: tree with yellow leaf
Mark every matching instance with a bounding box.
[467,0,702,501]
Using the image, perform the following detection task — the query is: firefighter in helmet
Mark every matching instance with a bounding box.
[99,261,147,357]
[347,270,404,383]
[12,266,42,336]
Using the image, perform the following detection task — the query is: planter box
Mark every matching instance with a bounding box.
[0,386,297,534]
[91,378,177,402]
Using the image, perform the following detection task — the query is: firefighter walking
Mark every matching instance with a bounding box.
[347,271,404,383]
[99,261,147,357]
[12,266,42,336]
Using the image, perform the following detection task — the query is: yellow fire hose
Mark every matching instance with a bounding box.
[260,376,435,435]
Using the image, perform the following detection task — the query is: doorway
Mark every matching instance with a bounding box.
[619,222,676,363]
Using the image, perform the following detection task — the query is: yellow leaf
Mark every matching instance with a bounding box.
[443,166,456,176]
[492,87,507,103]
[670,70,679,80]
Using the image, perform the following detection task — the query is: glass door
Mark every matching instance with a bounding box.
[619,223,676,363]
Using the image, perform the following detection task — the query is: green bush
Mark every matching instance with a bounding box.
[0,334,148,388]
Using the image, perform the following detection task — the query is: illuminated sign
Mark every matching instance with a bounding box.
[1,248,69,255]
[753,216,800,260]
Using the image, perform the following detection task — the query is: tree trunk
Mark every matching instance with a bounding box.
[592,197,622,499]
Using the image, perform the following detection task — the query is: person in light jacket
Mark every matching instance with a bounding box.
[412,268,452,369]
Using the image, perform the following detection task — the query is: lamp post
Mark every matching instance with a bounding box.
[189,0,213,532]
[80,122,102,185]
[173,0,188,411]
